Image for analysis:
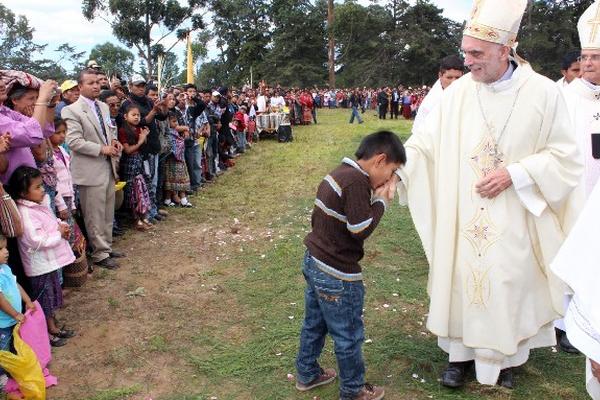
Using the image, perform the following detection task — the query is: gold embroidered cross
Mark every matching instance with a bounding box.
[588,3,600,44]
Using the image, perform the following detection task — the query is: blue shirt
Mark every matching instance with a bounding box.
[0,264,21,328]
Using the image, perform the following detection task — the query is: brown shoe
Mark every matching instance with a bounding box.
[345,383,385,400]
[296,367,337,391]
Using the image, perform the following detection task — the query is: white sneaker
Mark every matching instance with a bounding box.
[180,198,193,208]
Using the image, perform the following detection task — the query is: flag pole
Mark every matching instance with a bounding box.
[186,32,194,84]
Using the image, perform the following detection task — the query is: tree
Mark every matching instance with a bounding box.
[159,51,181,87]
[333,2,393,87]
[0,4,46,72]
[88,42,135,78]
[519,0,594,79]
[391,0,462,85]
[210,0,271,86]
[82,0,207,80]
[327,0,335,88]
[265,0,328,87]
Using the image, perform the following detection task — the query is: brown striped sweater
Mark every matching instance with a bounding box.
[304,158,386,275]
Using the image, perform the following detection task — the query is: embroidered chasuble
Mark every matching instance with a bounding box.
[564,78,600,196]
[397,62,583,385]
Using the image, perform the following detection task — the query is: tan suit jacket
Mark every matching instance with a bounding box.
[61,97,119,186]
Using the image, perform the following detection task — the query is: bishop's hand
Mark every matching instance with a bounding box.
[476,167,512,199]
[592,360,600,382]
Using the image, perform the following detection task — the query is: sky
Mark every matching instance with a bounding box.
[3,0,472,74]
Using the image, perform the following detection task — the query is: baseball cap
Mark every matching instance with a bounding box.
[60,80,78,93]
[131,74,147,85]
[87,60,101,69]
[212,91,221,97]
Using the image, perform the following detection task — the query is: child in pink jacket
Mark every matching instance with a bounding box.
[8,166,75,347]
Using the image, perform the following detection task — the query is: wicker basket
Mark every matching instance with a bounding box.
[63,253,88,288]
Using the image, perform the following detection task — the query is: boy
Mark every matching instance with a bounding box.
[296,131,406,400]
[0,235,36,380]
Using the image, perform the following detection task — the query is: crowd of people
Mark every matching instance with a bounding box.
[6,1,600,398]
[0,60,438,394]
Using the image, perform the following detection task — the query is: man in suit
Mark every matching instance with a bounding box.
[62,68,124,269]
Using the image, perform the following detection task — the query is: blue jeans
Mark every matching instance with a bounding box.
[349,106,363,124]
[296,251,365,399]
[185,145,199,189]
[0,325,14,375]
[192,145,203,185]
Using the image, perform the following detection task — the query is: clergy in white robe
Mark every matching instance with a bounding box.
[552,180,600,400]
[395,0,584,388]
[413,55,464,133]
[552,3,600,397]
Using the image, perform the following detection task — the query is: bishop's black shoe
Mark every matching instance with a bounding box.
[556,328,580,354]
[497,368,514,389]
[440,361,474,388]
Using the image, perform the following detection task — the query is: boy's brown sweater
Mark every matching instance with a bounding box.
[304,158,386,275]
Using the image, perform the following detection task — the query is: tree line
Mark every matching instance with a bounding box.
[0,0,593,89]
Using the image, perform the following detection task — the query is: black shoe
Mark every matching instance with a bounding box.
[153,214,164,221]
[113,229,124,237]
[109,250,126,258]
[556,328,580,354]
[497,368,514,389]
[95,257,120,270]
[50,335,67,347]
[440,361,473,388]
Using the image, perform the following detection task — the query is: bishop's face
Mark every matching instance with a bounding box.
[580,50,600,85]
[461,36,511,84]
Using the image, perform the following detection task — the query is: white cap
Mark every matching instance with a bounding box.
[130,74,147,85]
[212,91,221,97]
[578,1,600,50]
[463,0,527,47]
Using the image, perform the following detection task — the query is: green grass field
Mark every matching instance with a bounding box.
[61,108,587,400]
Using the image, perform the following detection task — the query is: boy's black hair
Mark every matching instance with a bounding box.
[561,50,581,71]
[184,83,197,91]
[145,85,159,95]
[7,166,42,200]
[439,55,464,73]
[355,130,406,165]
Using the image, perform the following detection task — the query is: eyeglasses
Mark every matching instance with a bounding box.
[459,50,484,60]
[578,55,600,63]
[107,102,120,108]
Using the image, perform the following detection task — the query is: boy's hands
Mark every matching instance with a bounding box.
[15,313,25,323]
[374,179,397,204]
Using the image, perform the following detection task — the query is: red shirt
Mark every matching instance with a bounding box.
[118,125,141,154]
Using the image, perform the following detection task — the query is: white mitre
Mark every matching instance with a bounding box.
[578,1,600,50]
[463,0,528,46]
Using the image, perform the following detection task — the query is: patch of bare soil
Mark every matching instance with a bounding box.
[47,211,264,400]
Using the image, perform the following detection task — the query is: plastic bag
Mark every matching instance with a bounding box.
[0,323,45,400]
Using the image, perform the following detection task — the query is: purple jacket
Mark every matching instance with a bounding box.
[0,105,54,184]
